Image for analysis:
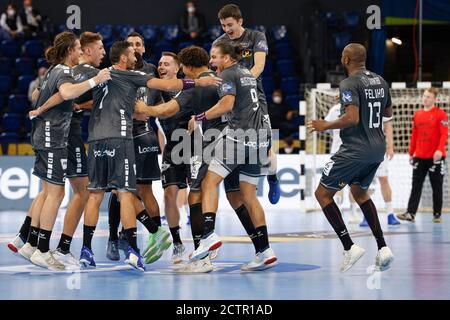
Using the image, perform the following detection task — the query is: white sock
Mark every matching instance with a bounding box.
[385,202,392,214]
[268,153,278,176]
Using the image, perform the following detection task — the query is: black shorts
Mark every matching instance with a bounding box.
[67,130,88,178]
[208,136,270,186]
[190,157,242,193]
[320,153,381,191]
[134,131,161,184]
[32,148,68,186]
[87,138,137,192]
[161,147,190,189]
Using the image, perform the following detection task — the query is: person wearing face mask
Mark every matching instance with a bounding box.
[268,89,297,138]
[179,1,206,42]
[0,3,24,39]
[20,0,43,36]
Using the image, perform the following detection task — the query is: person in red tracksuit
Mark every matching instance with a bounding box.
[397,87,449,223]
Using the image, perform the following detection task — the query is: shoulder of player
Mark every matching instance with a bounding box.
[246,28,264,38]
[339,77,357,89]
[53,64,72,75]
[113,69,148,76]
[213,33,229,44]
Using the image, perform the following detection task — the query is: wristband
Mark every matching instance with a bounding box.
[88,78,96,89]
[182,79,195,90]
[195,112,206,122]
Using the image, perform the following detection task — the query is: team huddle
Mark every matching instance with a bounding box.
[7,4,282,273]
[6,3,416,275]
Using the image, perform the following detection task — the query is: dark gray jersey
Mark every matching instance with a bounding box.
[133,61,162,137]
[218,64,269,142]
[338,70,392,162]
[214,28,270,126]
[72,63,98,126]
[88,68,152,142]
[174,70,226,133]
[31,64,75,150]
[159,89,193,152]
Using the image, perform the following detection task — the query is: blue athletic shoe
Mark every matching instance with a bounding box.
[388,213,400,225]
[359,218,369,227]
[125,246,146,272]
[267,176,281,204]
[79,246,96,268]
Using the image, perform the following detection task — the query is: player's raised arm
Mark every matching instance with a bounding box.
[200,95,235,121]
[146,75,221,92]
[134,99,181,118]
[59,68,110,100]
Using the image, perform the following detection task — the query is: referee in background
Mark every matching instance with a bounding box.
[398,88,449,223]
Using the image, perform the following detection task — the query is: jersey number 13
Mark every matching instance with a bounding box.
[368,101,381,128]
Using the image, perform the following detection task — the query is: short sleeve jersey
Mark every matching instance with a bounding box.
[174,70,226,133]
[31,64,76,150]
[88,68,152,142]
[214,29,270,126]
[133,61,162,137]
[71,63,98,126]
[218,63,269,142]
[338,70,392,162]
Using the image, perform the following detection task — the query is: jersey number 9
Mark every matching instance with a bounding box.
[250,88,259,111]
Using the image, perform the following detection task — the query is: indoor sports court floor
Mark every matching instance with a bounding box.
[0,208,449,300]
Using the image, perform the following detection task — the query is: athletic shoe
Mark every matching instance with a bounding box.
[433,214,442,223]
[118,231,128,253]
[144,250,164,264]
[340,244,365,273]
[7,234,25,253]
[18,243,36,261]
[143,227,171,259]
[240,247,278,271]
[30,249,65,271]
[106,240,120,261]
[267,177,281,205]
[209,248,219,260]
[388,213,401,225]
[176,256,213,273]
[53,249,81,270]
[359,218,369,227]
[190,232,222,262]
[79,246,96,268]
[396,212,415,222]
[375,246,394,271]
[124,246,145,272]
[172,243,185,264]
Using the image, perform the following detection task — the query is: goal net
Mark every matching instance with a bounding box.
[304,86,450,213]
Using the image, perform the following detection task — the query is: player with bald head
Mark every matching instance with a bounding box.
[308,43,394,273]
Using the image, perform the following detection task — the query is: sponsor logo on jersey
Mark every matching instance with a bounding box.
[242,49,252,58]
[342,91,353,103]
[138,145,159,154]
[220,82,234,94]
[93,149,116,157]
